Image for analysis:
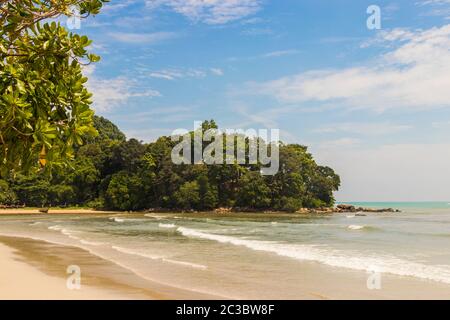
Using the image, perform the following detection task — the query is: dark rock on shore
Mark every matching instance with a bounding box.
[141,204,401,215]
[336,204,357,212]
[335,204,401,213]
[355,213,367,217]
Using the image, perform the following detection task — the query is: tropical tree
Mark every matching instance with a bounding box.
[104,171,145,211]
[173,181,201,210]
[236,171,271,209]
[0,178,16,204]
[0,0,108,175]
[1,118,341,211]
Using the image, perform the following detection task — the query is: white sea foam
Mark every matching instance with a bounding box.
[348,225,365,230]
[144,214,164,220]
[48,225,63,231]
[111,246,163,260]
[109,217,125,223]
[0,231,222,298]
[79,239,105,246]
[111,245,207,270]
[177,226,450,284]
[48,225,81,240]
[162,258,208,270]
[159,223,176,229]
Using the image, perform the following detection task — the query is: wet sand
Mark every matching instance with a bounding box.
[1,233,450,300]
[0,236,218,300]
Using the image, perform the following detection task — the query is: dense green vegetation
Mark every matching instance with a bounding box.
[0,2,340,212]
[0,117,340,212]
[0,0,108,174]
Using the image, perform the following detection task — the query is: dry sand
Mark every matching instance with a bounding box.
[0,208,115,215]
[0,242,131,300]
[0,236,219,300]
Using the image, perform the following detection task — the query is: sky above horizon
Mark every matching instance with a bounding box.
[76,0,450,202]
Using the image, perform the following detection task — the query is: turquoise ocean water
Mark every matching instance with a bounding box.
[341,202,450,209]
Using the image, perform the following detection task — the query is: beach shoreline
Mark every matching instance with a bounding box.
[0,208,116,215]
[0,235,219,300]
[1,230,450,300]
[0,204,400,216]
[0,241,131,300]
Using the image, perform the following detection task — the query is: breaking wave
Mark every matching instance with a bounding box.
[177,226,450,284]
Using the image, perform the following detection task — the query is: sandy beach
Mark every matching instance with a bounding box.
[0,242,128,300]
[1,233,450,300]
[0,235,217,300]
[0,208,115,215]
[1,211,450,300]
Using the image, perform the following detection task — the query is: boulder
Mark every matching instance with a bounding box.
[214,207,232,214]
[336,204,356,212]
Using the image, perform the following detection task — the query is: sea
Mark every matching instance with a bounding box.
[1,202,449,298]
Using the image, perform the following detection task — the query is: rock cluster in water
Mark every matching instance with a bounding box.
[334,204,401,213]
[295,204,401,214]
[143,205,401,215]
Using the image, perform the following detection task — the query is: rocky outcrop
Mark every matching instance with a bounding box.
[295,204,401,214]
[141,204,400,215]
[296,207,335,214]
[336,204,357,212]
[335,204,400,213]
[214,207,233,214]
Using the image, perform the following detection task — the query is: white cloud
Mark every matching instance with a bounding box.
[262,50,300,58]
[109,31,177,44]
[210,68,224,76]
[241,27,273,36]
[113,15,153,28]
[226,50,300,62]
[84,66,161,112]
[117,106,194,123]
[420,0,450,4]
[102,0,136,12]
[314,122,412,136]
[146,0,262,24]
[316,138,361,149]
[149,68,206,80]
[249,24,450,112]
[431,120,450,128]
[417,0,450,19]
[314,143,450,201]
[360,28,416,48]
[149,67,223,80]
[124,128,173,142]
[240,17,265,25]
[149,69,187,80]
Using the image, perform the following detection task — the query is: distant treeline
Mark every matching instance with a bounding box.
[0,117,340,212]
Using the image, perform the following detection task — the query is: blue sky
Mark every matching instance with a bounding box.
[76,0,450,201]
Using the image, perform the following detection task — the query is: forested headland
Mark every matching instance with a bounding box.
[0,117,340,212]
[0,1,340,213]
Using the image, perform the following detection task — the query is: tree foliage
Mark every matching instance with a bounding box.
[1,118,340,211]
[0,0,108,175]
